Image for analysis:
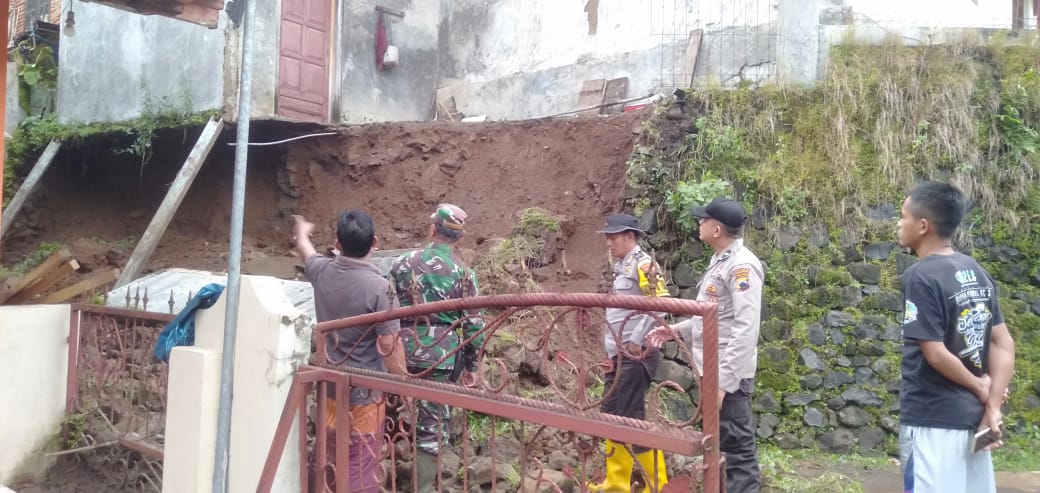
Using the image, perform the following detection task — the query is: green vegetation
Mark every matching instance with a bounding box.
[4,108,219,206]
[0,241,63,276]
[626,33,1040,465]
[474,208,564,293]
[466,411,514,443]
[759,445,884,492]
[11,43,58,113]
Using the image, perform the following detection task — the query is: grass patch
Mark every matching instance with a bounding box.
[760,445,889,493]
[474,208,564,294]
[0,241,63,276]
[994,421,1040,472]
[466,411,514,443]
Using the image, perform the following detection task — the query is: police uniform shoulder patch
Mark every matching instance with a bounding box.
[734,265,752,292]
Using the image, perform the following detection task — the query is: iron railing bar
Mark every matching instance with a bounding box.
[316,293,716,333]
[70,303,176,322]
[314,366,704,456]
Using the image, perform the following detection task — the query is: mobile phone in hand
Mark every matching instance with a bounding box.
[971,426,1002,453]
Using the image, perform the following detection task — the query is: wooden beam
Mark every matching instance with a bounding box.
[117,118,224,288]
[39,269,120,304]
[681,29,704,88]
[1,140,62,239]
[7,259,80,304]
[81,0,221,28]
[0,248,73,304]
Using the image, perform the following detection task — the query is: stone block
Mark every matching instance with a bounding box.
[864,243,894,261]
[865,291,903,312]
[807,323,827,345]
[672,264,698,288]
[776,225,802,251]
[799,349,825,370]
[761,320,793,342]
[824,310,855,328]
[654,360,696,390]
[894,252,917,275]
[838,406,871,427]
[804,408,826,427]
[841,388,883,406]
[800,374,823,390]
[753,392,781,413]
[858,427,886,452]
[847,263,881,284]
[824,370,854,390]
[784,392,820,406]
[818,427,856,453]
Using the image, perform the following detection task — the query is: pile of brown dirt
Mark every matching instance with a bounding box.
[2,112,649,294]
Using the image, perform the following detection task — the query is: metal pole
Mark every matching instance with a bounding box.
[213,0,256,489]
[1,1,9,258]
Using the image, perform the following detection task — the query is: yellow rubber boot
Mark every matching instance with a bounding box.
[635,449,669,493]
[587,439,634,492]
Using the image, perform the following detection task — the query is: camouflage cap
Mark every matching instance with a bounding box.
[431,203,467,232]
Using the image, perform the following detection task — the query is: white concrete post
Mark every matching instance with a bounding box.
[161,276,312,493]
[162,347,222,493]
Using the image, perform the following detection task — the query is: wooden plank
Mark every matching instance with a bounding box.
[680,29,704,88]
[0,248,72,304]
[39,269,120,304]
[117,118,224,288]
[600,77,630,115]
[7,260,80,304]
[1,140,62,239]
[576,79,607,117]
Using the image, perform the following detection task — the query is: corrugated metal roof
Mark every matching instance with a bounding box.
[107,249,416,318]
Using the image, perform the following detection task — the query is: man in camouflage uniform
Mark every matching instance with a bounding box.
[590,213,670,493]
[389,203,485,492]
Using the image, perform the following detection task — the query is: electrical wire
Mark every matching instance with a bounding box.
[226,131,338,146]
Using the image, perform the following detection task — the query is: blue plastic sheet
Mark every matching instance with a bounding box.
[153,283,225,362]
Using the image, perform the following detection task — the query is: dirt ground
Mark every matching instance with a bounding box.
[764,457,1040,493]
[1,112,648,296]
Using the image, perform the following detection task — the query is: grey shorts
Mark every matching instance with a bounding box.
[899,425,995,493]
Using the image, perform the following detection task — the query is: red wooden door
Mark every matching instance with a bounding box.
[278,0,331,122]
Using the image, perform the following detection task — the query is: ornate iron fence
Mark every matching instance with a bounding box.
[67,304,173,465]
[259,293,722,493]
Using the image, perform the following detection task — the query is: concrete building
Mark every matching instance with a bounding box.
[49,0,1038,125]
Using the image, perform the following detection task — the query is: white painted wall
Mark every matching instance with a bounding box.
[56,1,226,123]
[449,0,774,84]
[163,276,312,493]
[0,305,70,485]
[848,0,1011,27]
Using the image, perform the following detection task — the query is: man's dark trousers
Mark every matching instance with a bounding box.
[720,378,761,493]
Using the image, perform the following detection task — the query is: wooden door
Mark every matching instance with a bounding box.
[278,0,331,122]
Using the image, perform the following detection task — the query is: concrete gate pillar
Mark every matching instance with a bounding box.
[162,276,313,493]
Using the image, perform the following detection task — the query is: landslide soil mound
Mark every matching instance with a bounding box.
[3,112,648,294]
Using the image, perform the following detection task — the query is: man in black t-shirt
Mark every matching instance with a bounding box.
[896,182,1015,493]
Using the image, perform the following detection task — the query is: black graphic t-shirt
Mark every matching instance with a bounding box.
[900,252,1004,430]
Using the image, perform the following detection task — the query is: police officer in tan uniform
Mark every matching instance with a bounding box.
[649,197,763,493]
[590,213,670,493]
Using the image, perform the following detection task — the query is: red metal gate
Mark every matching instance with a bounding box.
[278,0,332,122]
[259,293,723,492]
